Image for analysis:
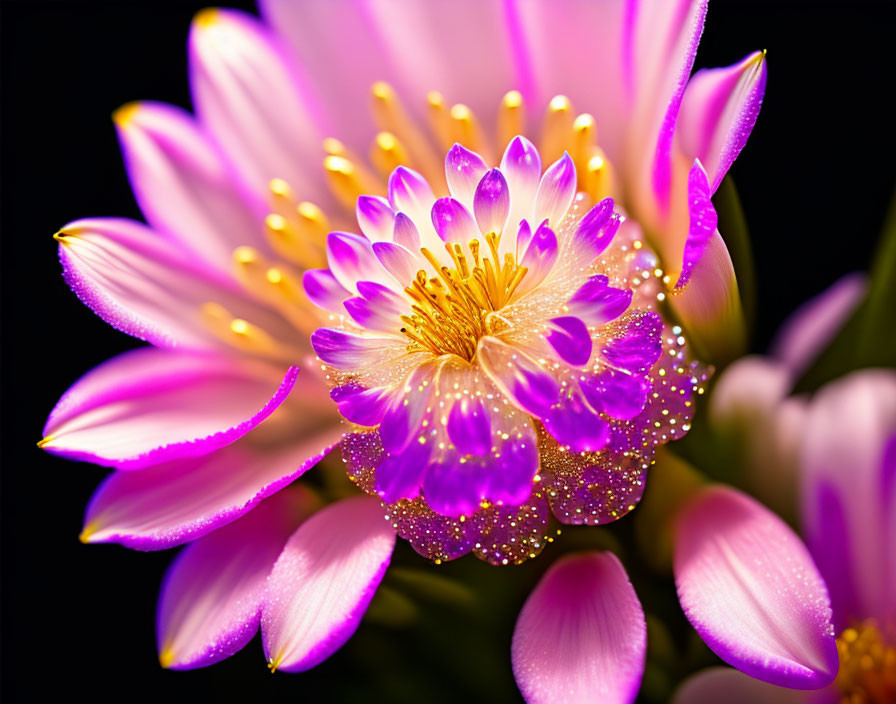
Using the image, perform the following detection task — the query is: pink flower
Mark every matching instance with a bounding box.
[41,1,776,701]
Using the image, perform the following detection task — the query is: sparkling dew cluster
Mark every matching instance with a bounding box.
[307,135,706,565]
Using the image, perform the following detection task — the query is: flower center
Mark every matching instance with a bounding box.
[400,233,527,361]
[835,620,896,704]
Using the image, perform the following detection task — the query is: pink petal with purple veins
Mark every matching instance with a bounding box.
[474,168,510,235]
[446,398,493,456]
[431,197,478,244]
[512,551,646,704]
[310,329,399,370]
[189,9,329,205]
[356,196,396,243]
[567,275,633,326]
[42,348,298,469]
[675,485,838,689]
[534,152,576,227]
[81,425,342,550]
[391,212,422,251]
[56,218,297,352]
[546,316,593,367]
[543,393,610,453]
[156,487,317,669]
[445,144,489,211]
[303,268,351,315]
[677,51,768,192]
[261,496,396,672]
[770,273,867,377]
[581,369,650,421]
[326,231,399,294]
[372,241,420,285]
[115,101,265,276]
[478,336,559,416]
[801,370,896,626]
[501,136,542,232]
[673,667,807,704]
[676,160,718,289]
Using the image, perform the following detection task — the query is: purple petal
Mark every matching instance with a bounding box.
[512,552,646,704]
[157,487,316,669]
[675,485,838,689]
[388,166,435,229]
[570,198,620,261]
[445,144,488,210]
[422,457,491,517]
[534,152,576,227]
[542,393,610,453]
[261,496,395,672]
[567,275,633,326]
[331,384,393,427]
[446,398,493,456]
[486,430,539,508]
[546,316,593,367]
[501,136,541,232]
[372,240,420,285]
[478,336,559,416]
[601,313,663,373]
[392,211,421,251]
[431,197,478,244]
[42,348,298,470]
[303,268,351,315]
[375,439,432,504]
[80,427,341,550]
[580,369,650,421]
[379,366,434,453]
[473,169,510,235]
[343,281,406,332]
[676,160,718,289]
[326,231,397,294]
[310,328,397,370]
[518,221,559,292]
[356,195,396,243]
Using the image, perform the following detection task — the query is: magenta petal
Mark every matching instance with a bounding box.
[431,197,478,244]
[676,160,718,289]
[580,369,650,421]
[391,212,421,251]
[672,667,807,704]
[546,316,593,366]
[375,438,431,504]
[81,426,341,550]
[534,152,576,227]
[445,144,489,210]
[330,385,392,427]
[310,328,397,370]
[388,166,435,228]
[601,313,663,374]
[501,136,542,229]
[302,268,351,315]
[372,241,419,285]
[422,457,491,517]
[42,348,298,469]
[486,431,539,507]
[543,393,610,453]
[674,485,838,689]
[326,231,396,293]
[356,196,396,243]
[474,169,510,235]
[570,198,619,261]
[567,275,633,326]
[343,281,406,333]
[156,487,316,669]
[512,552,646,704]
[446,398,492,456]
[261,496,396,672]
[518,221,559,292]
[478,337,559,417]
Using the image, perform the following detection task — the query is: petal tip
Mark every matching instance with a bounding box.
[112,101,141,128]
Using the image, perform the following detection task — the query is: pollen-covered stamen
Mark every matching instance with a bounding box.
[835,620,896,704]
[400,233,528,360]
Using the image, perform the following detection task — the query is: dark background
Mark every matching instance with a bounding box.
[2,1,894,702]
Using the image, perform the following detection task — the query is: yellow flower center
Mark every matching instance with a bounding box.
[835,620,896,704]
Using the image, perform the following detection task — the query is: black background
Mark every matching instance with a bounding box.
[2,1,895,703]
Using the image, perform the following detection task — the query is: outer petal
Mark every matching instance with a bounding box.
[55,218,299,354]
[673,667,808,704]
[42,348,298,469]
[114,101,265,275]
[79,423,343,550]
[189,9,329,204]
[512,551,646,704]
[156,487,317,669]
[770,273,867,377]
[261,496,396,672]
[674,485,838,689]
[677,51,768,192]
[801,370,896,626]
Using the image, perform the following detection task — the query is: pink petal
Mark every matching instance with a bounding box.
[675,160,718,289]
[677,50,768,192]
[501,136,542,235]
[311,328,401,370]
[533,152,576,227]
[188,9,329,205]
[55,217,298,353]
[326,231,400,294]
[673,667,808,704]
[512,551,646,704]
[114,101,265,275]
[302,268,351,315]
[261,496,396,672]
[674,485,838,689]
[80,422,343,550]
[431,197,478,244]
[770,273,867,377]
[372,241,421,286]
[445,144,489,212]
[478,336,559,417]
[42,348,298,469]
[801,370,896,626]
[156,487,317,669]
[474,168,511,235]
[356,196,396,244]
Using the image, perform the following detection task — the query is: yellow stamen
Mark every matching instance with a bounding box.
[370,131,410,178]
[200,302,294,359]
[158,647,176,669]
[371,81,441,184]
[449,103,486,157]
[112,101,141,128]
[79,521,99,544]
[36,435,55,448]
[835,620,896,704]
[193,7,219,28]
[324,155,375,209]
[583,149,614,202]
[498,90,525,150]
[541,95,574,164]
[571,113,597,183]
[426,91,452,151]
